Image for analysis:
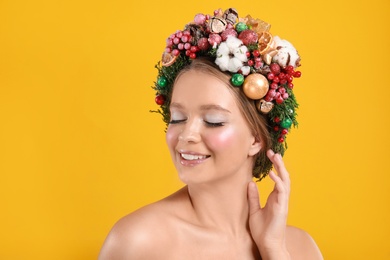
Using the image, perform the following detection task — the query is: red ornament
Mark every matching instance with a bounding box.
[238,29,258,45]
[270,63,281,75]
[282,129,288,135]
[197,37,210,51]
[278,137,284,143]
[221,28,238,41]
[274,126,279,131]
[274,117,281,123]
[155,94,165,105]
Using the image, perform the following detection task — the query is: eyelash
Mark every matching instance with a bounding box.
[169,119,224,127]
[205,121,224,127]
[169,119,186,124]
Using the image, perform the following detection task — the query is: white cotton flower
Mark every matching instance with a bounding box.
[215,36,248,73]
[241,66,251,76]
[272,36,301,68]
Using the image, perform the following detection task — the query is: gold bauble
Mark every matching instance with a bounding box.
[242,73,269,100]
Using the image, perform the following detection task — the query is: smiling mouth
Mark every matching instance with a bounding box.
[180,153,210,160]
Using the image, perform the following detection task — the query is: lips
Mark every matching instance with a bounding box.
[180,153,210,160]
[178,151,210,166]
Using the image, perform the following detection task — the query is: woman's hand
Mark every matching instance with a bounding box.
[247,149,291,260]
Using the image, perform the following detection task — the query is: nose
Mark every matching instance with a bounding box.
[178,119,201,143]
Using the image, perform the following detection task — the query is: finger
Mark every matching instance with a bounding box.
[247,181,261,215]
[269,170,290,210]
[267,150,290,185]
[269,170,287,195]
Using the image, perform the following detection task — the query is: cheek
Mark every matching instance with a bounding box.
[204,127,238,151]
[166,126,179,149]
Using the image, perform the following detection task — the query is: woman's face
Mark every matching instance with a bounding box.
[166,70,261,184]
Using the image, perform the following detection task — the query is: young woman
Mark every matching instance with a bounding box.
[99,8,323,260]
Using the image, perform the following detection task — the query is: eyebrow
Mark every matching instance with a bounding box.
[170,102,231,113]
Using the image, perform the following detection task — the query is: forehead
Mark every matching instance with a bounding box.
[171,70,237,108]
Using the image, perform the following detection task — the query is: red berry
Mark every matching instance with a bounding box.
[288,83,294,89]
[185,50,191,56]
[264,95,273,102]
[155,94,165,105]
[166,39,173,47]
[165,47,171,53]
[268,89,276,98]
[190,52,196,59]
[181,35,189,43]
[267,73,275,80]
[274,117,281,123]
[176,31,183,38]
[294,71,302,78]
[246,51,251,57]
[270,82,278,89]
[282,93,289,99]
[273,77,280,83]
[252,50,260,57]
[278,137,284,143]
[183,30,191,36]
[282,129,288,135]
[255,61,262,69]
[279,87,286,94]
[270,63,281,75]
[279,72,285,79]
[177,43,184,50]
[173,37,180,45]
[280,79,287,85]
[274,126,279,131]
[184,43,191,50]
[190,46,198,53]
[286,65,294,73]
[172,49,180,56]
[287,75,293,83]
[276,97,284,104]
[247,60,254,66]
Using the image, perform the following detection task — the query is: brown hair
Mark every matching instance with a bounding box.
[173,57,272,179]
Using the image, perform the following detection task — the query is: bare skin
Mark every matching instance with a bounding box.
[99,70,323,259]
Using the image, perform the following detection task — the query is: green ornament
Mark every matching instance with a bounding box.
[157,76,167,88]
[235,22,248,33]
[231,74,245,87]
[280,118,293,129]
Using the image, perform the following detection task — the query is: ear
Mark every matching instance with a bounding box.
[248,136,262,157]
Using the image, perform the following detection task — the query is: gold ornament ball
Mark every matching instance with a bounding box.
[242,73,269,100]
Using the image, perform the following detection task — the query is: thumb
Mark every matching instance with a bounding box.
[248,181,261,216]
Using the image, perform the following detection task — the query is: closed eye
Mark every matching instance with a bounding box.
[169,119,186,124]
[205,121,224,127]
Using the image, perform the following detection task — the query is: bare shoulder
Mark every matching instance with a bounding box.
[99,187,189,260]
[286,226,323,260]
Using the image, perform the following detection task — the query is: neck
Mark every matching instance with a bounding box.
[186,172,253,237]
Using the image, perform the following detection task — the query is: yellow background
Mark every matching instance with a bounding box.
[0,0,389,259]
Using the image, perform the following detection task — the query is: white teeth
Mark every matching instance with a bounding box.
[181,153,208,160]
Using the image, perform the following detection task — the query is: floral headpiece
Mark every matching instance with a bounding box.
[152,8,301,180]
